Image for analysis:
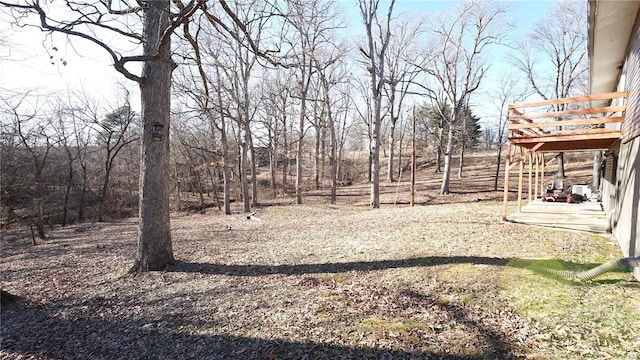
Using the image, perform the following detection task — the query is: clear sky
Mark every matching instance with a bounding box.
[0,0,558,116]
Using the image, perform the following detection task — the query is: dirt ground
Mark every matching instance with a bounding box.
[2,153,639,359]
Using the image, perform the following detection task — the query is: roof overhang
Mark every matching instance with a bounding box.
[588,0,640,95]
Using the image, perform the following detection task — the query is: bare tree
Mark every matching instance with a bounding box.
[422,0,508,194]
[262,69,296,193]
[315,52,349,204]
[66,92,95,223]
[383,16,424,182]
[283,0,341,205]
[350,76,374,180]
[335,82,355,185]
[173,57,233,215]
[2,0,182,269]
[213,63,235,215]
[50,97,82,227]
[94,103,139,222]
[1,0,280,271]
[487,75,529,191]
[357,0,395,208]
[2,93,56,239]
[513,0,588,178]
[204,0,270,212]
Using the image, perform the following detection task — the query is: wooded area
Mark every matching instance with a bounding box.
[2,154,638,359]
[1,0,508,269]
[0,0,588,271]
[3,1,639,358]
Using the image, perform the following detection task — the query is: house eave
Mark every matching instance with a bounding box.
[588,0,640,96]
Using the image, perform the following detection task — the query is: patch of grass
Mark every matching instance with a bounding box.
[501,254,640,359]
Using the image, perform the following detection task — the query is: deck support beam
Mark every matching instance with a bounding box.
[517,147,525,212]
[534,152,540,199]
[502,144,512,221]
[528,152,533,204]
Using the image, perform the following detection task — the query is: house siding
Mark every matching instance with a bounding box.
[605,19,640,280]
[623,20,640,142]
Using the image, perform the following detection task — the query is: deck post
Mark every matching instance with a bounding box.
[540,153,545,196]
[517,148,524,212]
[528,152,533,204]
[533,152,540,200]
[502,144,511,221]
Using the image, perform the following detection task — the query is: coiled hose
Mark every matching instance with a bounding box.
[536,257,640,282]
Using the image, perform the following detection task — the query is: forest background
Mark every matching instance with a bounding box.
[0,0,588,268]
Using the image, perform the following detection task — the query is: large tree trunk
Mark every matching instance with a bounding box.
[282,114,289,186]
[435,127,443,173]
[458,115,466,179]
[458,143,465,179]
[268,124,277,198]
[494,142,503,191]
[320,76,338,204]
[557,152,565,178]
[397,133,403,180]
[249,133,258,207]
[330,121,337,204]
[387,119,396,182]
[221,123,232,215]
[370,98,381,208]
[592,150,602,191]
[440,126,455,194]
[368,139,373,183]
[131,0,174,272]
[215,68,232,215]
[296,95,306,205]
[240,126,250,213]
[314,124,321,190]
[320,124,326,189]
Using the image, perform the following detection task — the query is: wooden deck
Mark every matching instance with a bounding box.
[502,92,627,221]
[507,92,626,152]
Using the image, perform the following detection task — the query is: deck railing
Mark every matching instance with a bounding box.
[508,92,627,146]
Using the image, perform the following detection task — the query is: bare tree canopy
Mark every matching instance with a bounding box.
[0,0,280,271]
[357,0,395,208]
[421,0,509,194]
[512,0,588,178]
[513,0,588,101]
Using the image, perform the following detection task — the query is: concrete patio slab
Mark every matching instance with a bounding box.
[507,199,609,234]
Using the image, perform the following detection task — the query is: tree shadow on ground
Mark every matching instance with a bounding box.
[402,289,518,359]
[167,256,511,276]
[166,256,638,286]
[1,301,519,360]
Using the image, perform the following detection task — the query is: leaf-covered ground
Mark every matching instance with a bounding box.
[2,153,638,359]
[2,200,639,359]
